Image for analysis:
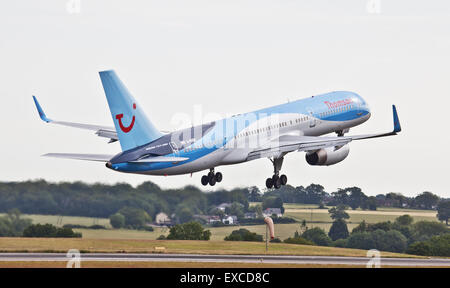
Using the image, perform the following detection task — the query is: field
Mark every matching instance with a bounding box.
[0,238,416,258]
[21,214,112,228]
[283,204,437,225]
[7,204,438,241]
[0,207,439,267]
[76,223,340,241]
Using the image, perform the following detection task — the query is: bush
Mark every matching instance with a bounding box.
[367,221,392,232]
[224,229,263,242]
[328,219,349,241]
[270,237,282,243]
[301,227,332,246]
[333,238,348,248]
[376,230,407,253]
[390,222,413,240]
[118,207,151,229]
[427,234,450,256]
[347,232,376,250]
[23,224,82,238]
[412,221,449,242]
[395,215,414,226]
[406,241,433,256]
[109,213,125,229]
[351,221,392,234]
[347,229,407,253]
[167,222,211,240]
[156,235,166,240]
[407,234,450,257]
[283,237,314,245]
[55,227,82,238]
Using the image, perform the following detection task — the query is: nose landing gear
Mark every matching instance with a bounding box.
[265,157,288,189]
[201,168,222,186]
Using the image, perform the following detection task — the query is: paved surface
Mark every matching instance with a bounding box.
[0,253,449,266]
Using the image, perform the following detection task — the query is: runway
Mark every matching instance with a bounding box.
[0,253,449,267]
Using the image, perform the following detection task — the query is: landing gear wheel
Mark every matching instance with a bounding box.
[273,177,282,189]
[201,175,209,186]
[272,174,279,183]
[265,178,274,189]
[215,172,223,183]
[209,176,216,186]
[280,174,287,186]
[266,157,286,189]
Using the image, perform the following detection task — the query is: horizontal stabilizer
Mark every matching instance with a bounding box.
[128,156,189,163]
[43,153,114,162]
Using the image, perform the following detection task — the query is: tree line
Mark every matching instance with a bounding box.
[0,180,249,223]
[262,184,446,211]
[0,180,448,226]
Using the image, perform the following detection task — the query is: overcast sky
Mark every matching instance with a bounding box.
[1,0,449,197]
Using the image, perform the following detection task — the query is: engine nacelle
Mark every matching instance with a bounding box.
[305,145,350,166]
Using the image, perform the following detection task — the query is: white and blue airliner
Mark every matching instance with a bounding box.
[33,70,401,189]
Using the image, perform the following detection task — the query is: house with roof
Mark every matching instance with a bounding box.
[222,215,238,225]
[155,212,172,225]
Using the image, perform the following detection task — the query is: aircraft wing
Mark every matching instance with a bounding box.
[33,96,119,143]
[247,105,401,161]
[43,153,114,162]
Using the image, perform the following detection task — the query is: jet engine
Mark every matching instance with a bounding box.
[305,145,350,166]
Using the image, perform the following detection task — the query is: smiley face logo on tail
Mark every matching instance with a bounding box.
[115,103,136,133]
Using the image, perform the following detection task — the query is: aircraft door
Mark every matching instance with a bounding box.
[307,108,316,128]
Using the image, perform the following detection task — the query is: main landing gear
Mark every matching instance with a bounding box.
[201,168,222,186]
[265,157,288,189]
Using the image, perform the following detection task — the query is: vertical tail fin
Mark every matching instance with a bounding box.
[99,70,163,151]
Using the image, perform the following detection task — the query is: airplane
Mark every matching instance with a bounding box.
[33,70,401,189]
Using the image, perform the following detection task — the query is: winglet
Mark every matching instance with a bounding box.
[392,105,401,133]
[32,96,52,123]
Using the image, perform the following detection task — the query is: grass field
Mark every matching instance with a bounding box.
[0,238,417,258]
[283,203,437,225]
[0,214,112,228]
[74,223,351,241]
[3,205,438,241]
